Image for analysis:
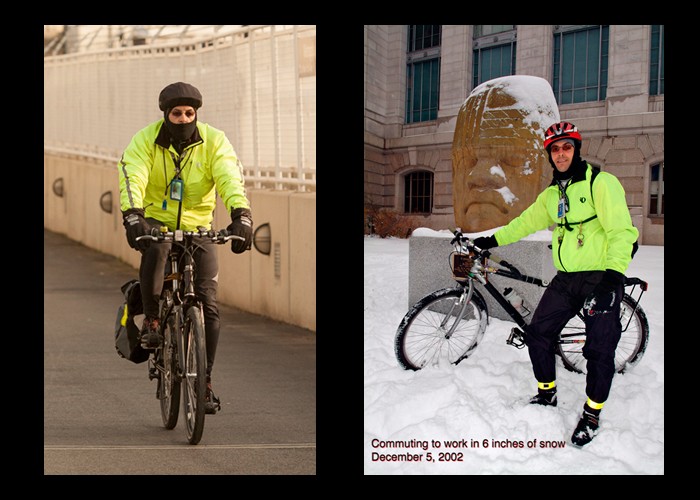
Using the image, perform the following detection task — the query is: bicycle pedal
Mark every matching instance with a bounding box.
[507,328,526,349]
[140,332,163,349]
[205,392,222,414]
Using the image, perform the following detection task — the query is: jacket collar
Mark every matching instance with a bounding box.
[155,120,203,151]
[549,159,589,187]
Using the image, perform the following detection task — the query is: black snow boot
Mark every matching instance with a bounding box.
[529,388,557,407]
[571,406,600,447]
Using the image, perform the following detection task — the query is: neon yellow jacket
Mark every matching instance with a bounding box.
[118,119,250,231]
[493,163,639,275]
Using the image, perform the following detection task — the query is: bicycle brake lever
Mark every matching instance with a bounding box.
[482,252,522,277]
[501,259,523,277]
[213,229,229,243]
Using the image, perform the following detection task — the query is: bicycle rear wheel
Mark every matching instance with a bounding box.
[395,286,488,370]
[557,294,650,374]
[182,305,207,445]
[158,308,181,429]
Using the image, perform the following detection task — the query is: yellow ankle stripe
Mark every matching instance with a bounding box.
[538,381,556,390]
[586,398,604,410]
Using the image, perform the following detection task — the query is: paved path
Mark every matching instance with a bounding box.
[44,229,316,474]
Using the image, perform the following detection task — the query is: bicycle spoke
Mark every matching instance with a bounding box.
[396,289,487,370]
[158,306,180,429]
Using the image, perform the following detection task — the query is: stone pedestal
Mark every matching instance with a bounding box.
[408,232,557,323]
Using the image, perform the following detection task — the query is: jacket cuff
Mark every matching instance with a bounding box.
[122,208,144,219]
[231,207,252,220]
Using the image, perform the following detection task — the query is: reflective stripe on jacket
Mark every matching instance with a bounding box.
[493,163,639,275]
[118,119,250,231]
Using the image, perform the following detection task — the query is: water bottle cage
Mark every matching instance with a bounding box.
[504,287,530,318]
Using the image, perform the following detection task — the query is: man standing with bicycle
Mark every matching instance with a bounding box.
[118,81,253,414]
[473,121,639,447]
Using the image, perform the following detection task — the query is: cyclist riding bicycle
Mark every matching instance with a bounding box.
[472,121,639,447]
[118,81,253,415]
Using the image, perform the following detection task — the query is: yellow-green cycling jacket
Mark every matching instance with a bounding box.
[492,163,639,275]
[118,119,250,231]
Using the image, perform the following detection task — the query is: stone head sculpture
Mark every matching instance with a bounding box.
[452,75,560,233]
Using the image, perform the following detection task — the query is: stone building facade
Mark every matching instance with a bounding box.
[364,25,664,245]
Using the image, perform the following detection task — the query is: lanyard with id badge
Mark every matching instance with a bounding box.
[165,177,184,209]
[556,179,570,219]
[163,150,189,211]
[555,180,585,247]
[557,195,568,219]
[556,180,570,245]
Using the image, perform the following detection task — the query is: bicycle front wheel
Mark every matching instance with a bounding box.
[182,305,207,445]
[395,286,488,370]
[557,294,650,374]
[159,308,181,429]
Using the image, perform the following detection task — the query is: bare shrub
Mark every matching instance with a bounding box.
[366,207,419,238]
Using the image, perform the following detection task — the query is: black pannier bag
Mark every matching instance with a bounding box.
[114,279,150,364]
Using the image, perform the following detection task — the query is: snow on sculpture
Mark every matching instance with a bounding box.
[452,75,560,232]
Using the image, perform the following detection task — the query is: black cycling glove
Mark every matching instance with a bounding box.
[227,207,253,254]
[473,235,498,250]
[583,269,624,316]
[122,208,151,251]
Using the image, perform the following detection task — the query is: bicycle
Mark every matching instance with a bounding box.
[395,229,650,375]
[136,227,244,445]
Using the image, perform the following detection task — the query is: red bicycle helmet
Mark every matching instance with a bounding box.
[544,121,582,149]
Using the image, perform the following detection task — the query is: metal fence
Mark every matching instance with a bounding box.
[44,25,316,192]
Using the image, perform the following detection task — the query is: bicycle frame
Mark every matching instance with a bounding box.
[159,242,192,374]
[450,232,648,346]
[137,227,243,444]
[395,230,650,374]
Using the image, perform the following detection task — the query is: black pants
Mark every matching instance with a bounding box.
[524,270,623,404]
[139,220,220,377]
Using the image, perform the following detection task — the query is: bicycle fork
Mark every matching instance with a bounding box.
[440,283,476,339]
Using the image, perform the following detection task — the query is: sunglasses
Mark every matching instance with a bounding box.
[170,109,196,118]
[550,143,574,153]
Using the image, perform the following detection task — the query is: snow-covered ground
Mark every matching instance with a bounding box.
[364,233,663,475]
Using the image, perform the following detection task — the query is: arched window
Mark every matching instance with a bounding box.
[404,171,433,214]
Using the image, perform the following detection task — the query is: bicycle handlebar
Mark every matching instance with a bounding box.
[450,228,522,276]
[135,227,245,244]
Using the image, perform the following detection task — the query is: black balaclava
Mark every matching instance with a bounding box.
[164,108,197,145]
[548,139,587,181]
